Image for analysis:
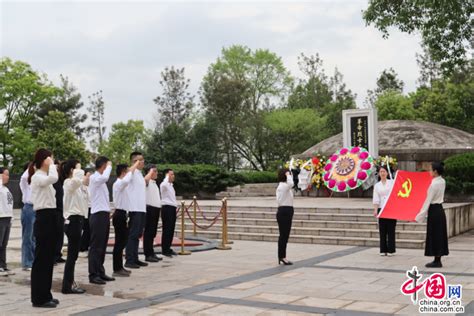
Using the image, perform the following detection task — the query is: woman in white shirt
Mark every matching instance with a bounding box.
[29,148,60,308]
[415,161,449,268]
[276,169,294,265]
[61,159,88,294]
[372,166,397,256]
[0,167,14,276]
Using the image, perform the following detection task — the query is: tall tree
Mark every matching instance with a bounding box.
[153,66,194,128]
[0,58,58,165]
[365,68,404,107]
[36,111,90,164]
[87,90,106,151]
[363,0,473,75]
[416,41,443,88]
[99,120,148,164]
[32,75,89,138]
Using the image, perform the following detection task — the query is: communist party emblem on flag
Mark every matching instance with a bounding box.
[378,171,432,221]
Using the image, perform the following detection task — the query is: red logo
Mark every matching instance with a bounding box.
[401,266,446,304]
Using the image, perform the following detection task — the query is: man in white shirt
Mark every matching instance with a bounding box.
[88,156,114,285]
[160,169,178,257]
[111,161,138,276]
[19,162,35,271]
[143,164,162,262]
[125,152,149,269]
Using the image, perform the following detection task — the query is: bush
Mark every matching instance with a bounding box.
[156,164,242,195]
[444,153,474,194]
[237,171,277,184]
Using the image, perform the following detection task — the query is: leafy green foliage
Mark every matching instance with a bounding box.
[444,153,474,194]
[36,111,90,165]
[363,0,473,74]
[237,170,276,184]
[374,91,417,121]
[99,120,148,164]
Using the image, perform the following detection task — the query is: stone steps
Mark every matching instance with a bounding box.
[183,230,425,249]
[183,223,425,240]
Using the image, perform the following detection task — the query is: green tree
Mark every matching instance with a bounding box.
[187,117,220,165]
[153,66,194,128]
[6,127,39,173]
[416,41,443,88]
[36,111,89,164]
[0,57,58,165]
[32,75,89,139]
[99,120,148,164]
[374,91,418,121]
[87,90,106,150]
[363,0,473,74]
[146,122,194,164]
[365,68,404,107]
[264,108,328,161]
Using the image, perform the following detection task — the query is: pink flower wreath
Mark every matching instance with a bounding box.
[322,146,374,192]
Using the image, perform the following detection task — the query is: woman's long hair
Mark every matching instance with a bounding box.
[28,148,52,184]
[63,159,80,179]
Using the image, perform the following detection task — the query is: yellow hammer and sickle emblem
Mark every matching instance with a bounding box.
[397,178,412,198]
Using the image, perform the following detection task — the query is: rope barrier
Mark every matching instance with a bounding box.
[184,207,223,230]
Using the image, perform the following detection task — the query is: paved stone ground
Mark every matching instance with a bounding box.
[1,205,473,315]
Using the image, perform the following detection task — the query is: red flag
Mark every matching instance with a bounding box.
[378,171,432,221]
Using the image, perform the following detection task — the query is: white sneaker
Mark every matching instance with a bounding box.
[379,253,387,256]
[387,253,395,257]
[78,252,88,258]
[0,268,8,276]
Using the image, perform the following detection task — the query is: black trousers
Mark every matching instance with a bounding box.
[31,208,58,305]
[113,209,129,271]
[161,205,177,254]
[425,204,449,257]
[88,211,110,280]
[276,206,294,259]
[55,209,65,261]
[143,205,161,257]
[80,208,91,252]
[125,212,145,264]
[62,215,84,290]
[378,210,397,253]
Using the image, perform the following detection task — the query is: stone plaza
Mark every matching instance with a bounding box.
[1,197,473,315]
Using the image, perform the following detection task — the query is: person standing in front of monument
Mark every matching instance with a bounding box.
[125,152,149,268]
[29,149,59,308]
[143,164,162,263]
[415,161,449,268]
[276,169,294,265]
[88,157,115,285]
[373,165,397,256]
[0,167,14,277]
[160,169,178,257]
[20,162,35,271]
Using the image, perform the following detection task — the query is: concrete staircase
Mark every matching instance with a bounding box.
[216,183,277,198]
[181,205,427,249]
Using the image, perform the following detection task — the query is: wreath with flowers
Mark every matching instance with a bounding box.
[284,154,327,190]
[322,146,374,192]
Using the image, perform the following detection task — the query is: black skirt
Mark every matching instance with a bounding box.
[424,203,449,257]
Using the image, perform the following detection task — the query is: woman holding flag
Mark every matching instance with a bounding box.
[415,162,449,268]
[373,165,397,256]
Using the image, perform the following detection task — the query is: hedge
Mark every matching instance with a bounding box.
[444,153,474,194]
[237,171,277,184]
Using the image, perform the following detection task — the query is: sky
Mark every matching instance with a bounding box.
[1,0,422,134]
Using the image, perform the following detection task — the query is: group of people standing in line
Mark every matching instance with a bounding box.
[1,148,178,308]
[275,161,450,268]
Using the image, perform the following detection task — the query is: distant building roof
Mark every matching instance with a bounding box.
[297,120,474,160]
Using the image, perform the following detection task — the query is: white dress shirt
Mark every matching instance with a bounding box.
[146,179,162,208]
[20,170,32,204]
[113,171,133,211]
[88,165,112,214]
[276,174,294,207]
[415,176,446,223]
[0,183,13,218]
[160,177,177,207]
[127,171,146,213]
[372,180,394,209]
[31,164,58,211]
[63,169,89,219]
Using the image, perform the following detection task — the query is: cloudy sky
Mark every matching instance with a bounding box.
[1,0,422,133]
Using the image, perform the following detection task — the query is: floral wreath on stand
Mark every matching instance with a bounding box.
[322,146,374,192]
[284,154,327,190]
[375,155,398,179]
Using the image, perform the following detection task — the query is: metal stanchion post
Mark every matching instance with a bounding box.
[224,198,233,244]
[193,196,197,236]
[217,198,231,250]
[178,201,191,255]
